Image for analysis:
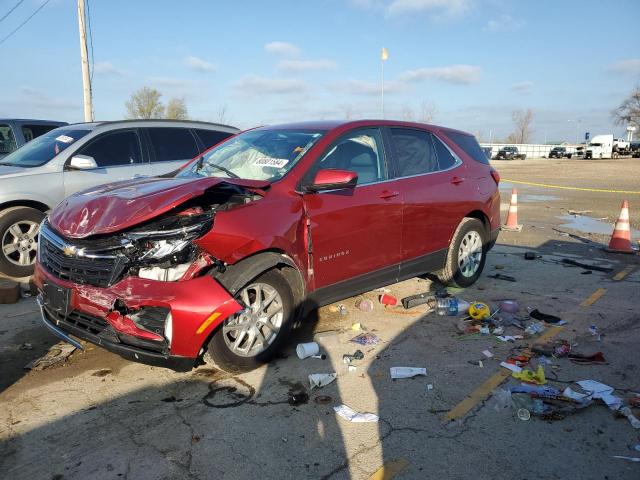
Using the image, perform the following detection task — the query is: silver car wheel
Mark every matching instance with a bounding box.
[457,230,483,278]
[222,282,283,358]
[2,220,39,267]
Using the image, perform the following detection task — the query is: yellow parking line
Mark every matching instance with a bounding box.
[613,266,634,281]
[580,288,607,307]
[501,178,640,195]
[443,326,564,422]
[369,458,410,480]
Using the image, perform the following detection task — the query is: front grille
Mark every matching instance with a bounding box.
[39,223,129,288]
[44,305,109,336]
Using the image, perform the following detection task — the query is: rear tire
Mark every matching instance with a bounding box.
[204,269,295,373]
[0,206,45,278]
[438,218,487,288]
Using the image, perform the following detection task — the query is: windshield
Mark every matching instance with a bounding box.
[179,129,325,181]
[0,127,91,168]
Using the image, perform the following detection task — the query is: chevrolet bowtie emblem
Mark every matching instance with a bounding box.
[62,245,77,257]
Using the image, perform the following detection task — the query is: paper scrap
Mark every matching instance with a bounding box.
[309,373,337,390]
[334,404,379,423]
[426,384,433,390]
[482,349,493,358]
[500,362,522,373]
[350,333,380,346]
[390,367,427,379]
[496,335,523,342]
[253,157,289,168]
[576,380,622,410]
[562,387,589,401]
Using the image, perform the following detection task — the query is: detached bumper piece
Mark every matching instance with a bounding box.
[38,295,194,371]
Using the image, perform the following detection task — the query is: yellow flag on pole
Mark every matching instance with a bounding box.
[381,47,389,61]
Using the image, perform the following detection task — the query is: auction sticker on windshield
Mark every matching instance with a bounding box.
[254,158,289,168]
[55,135,74,143]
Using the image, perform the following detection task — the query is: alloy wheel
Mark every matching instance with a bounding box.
[2,220,39,267]
[457,230,483,278]
[223,282,284,357]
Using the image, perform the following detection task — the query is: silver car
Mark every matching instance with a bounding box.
[0,119,238,277]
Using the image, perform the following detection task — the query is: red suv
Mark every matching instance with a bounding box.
[35,120,500,372]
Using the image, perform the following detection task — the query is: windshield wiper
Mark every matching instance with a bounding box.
[195,156,240,179]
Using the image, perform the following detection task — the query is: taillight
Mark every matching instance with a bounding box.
[490,169,500,184]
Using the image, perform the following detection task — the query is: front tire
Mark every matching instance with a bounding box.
[0,206,45,278]
[438,218,487,288]
[205,269,295,373]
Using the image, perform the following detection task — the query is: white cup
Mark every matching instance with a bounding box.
[296,342,320,359]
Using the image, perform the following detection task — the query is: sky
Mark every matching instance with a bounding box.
[1,0,639,143]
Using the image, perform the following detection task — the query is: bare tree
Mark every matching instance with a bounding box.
[165,98,189,120]
[215,104,230,124]
[510,109,534,143]
[125,87,164,119]
[612,87,640,127]
[419,100,438,123]
[401,105,415,121]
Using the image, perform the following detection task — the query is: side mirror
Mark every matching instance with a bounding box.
[305,169,358,193]
[68,155,98,170]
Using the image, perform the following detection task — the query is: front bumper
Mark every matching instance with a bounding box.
[34,263,242,369]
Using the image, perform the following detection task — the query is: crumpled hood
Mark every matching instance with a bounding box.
[48,176,269,238]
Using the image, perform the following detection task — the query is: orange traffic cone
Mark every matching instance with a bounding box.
[501,188,522,232]
[605,200,634,254]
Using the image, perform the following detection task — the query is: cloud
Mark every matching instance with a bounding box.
[146,76,191,88]
[184,55,215,73]
[484,14,525,32]
[264,41,301,57]
[387,0,471,17]
[233,75,307,95]
[608,59,640,75]
[93,61,126,76]
[398,65,481,84]
[329,79,407,96]
[278,59,338,72]
[511,81,534,93]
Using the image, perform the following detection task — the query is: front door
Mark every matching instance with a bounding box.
[63,129,149,197]
[302,128,403,289]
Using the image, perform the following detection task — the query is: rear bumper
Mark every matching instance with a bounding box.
[33,263,242,365]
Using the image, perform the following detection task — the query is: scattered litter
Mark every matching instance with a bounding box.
[562,387,589,402]
[343,350,364,364]
[374,287,391,293]
[511,384,560,397]
[499,300,519,313]
[525,322,547,335]
[379,294,398,306]
[512,366,547,385]
[633,444,640,452]
[296,342,320,359]
[311,354,327,360]
[568,351,606,364]
[426,384,434,391]
[19,343,33,351]
[612,456,640,463]
[308,373,337,390]
[436,297,470,316]
[469,302,491,320]
[334,404,379,423]
[482,349,493,358]
[401,292,436,309]
[390,367,427,379]
[338,304,348,316]
[488,273,517,282]
[24,342,76,370]
[496,335,523,342]
[529,309,566,326]
[576,380,622,410]
[347,365,357,372]
[524,251,539,260]
[355,298,374,312]
[351,323,363,331]
[500,362,522,373]
[560,258,613,273]
[492,327,504,335]
[314,395,333,405]
[350,333,380,346]
[588,325,601,341]
[619,407,640,429]
[288,391,309,406]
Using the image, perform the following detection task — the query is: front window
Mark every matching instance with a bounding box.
[0,127,91,168]
[179,129,325,181]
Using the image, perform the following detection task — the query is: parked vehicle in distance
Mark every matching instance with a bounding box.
[0,119,67,160]
[35,120,501,373]
[584,134,630,159]
[494,146,526,160]
[631,141,640,158]
[0,120,238,277]
[481,146,492,159]
[548,146,572,158]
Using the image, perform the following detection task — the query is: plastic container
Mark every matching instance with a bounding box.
[296,342,320,359]
[436,298,470,316]
[355,299,374,312]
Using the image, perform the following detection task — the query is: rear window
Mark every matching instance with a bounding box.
[21,124,59,142]
[0,124,17,154]
[146,127,200,162]
[194,129,234,151]
[444,131,489,164]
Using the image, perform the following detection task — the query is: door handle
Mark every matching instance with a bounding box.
[379,190,400,199]
[450,176,465,185]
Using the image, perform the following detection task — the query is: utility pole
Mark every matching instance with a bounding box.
[77,0,93,122]
[381,47,388,119]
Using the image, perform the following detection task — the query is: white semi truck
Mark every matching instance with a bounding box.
[584,134,630,159]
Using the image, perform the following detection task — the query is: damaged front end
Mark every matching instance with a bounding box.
[34,183,262,370]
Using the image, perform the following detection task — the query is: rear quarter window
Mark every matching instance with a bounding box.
[194,129,234,151]
[444,131,489,165]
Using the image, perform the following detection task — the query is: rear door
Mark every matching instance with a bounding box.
[302,127,403,289]
[144,127,201,175]
[63,129,148,196]
[387,127,470,272]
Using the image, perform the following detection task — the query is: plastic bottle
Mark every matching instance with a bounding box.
[435,298,470,316]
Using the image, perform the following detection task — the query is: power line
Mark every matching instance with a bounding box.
[0,0,52,47]
[0,0,24,24]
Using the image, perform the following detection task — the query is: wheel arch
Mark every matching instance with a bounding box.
[0,200,51,214]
